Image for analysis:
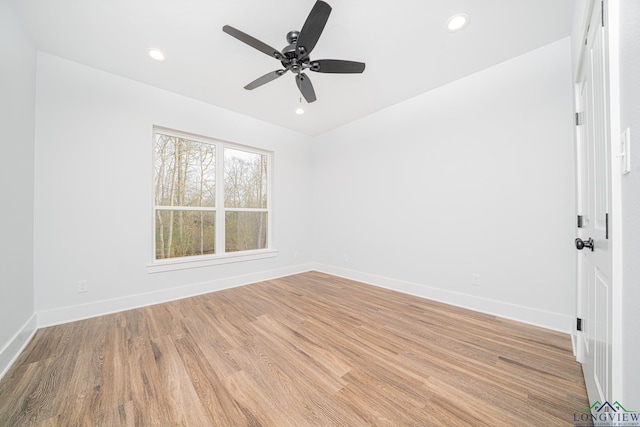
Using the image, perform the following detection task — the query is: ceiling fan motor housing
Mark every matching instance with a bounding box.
[282,33,311,73]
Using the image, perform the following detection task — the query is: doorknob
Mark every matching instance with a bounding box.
[575,237,594,251]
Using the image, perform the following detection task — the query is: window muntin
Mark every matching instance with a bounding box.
[153,128,270,262]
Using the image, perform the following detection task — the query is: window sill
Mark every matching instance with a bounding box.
[147,249,278,274]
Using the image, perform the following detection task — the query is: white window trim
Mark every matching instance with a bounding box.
[147,249,278,273]
[148,126,275,273]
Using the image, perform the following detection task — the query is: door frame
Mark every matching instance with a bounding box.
[573,0,623,404]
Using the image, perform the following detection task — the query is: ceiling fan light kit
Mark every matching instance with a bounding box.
[222,0,365,104]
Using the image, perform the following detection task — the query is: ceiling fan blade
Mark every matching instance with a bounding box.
[223,25,283,60]
[296,1,332,58]
[296,73,317,103]
[244,70,287,90]
[310,59,366,74]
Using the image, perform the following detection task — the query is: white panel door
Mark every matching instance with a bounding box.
[575,0,612,406]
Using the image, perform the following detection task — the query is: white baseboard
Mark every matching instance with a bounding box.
[0,314,38,381]
[38,263,314,328]
[313,263,573,334]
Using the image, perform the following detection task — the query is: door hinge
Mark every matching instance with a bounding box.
[576,112,583,126]
[606,213,609,239]
[577,215,584,228]
[577,318,583,331]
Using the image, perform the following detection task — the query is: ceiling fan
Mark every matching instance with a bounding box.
[222,0,365,103]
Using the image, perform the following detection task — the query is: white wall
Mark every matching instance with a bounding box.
[619,0,640,409]
[33,53,314,325]
[0,1,37,377]
[313,38,576,332]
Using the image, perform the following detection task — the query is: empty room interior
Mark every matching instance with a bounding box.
[2,0,640,425]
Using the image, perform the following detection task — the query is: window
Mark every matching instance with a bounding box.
[151,127,272,270]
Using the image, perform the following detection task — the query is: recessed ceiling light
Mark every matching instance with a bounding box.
[295,107,305,115]
[446,14,469,32]
[147,48,166,61]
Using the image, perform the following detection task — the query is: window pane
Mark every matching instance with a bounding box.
[154,134,216,207]
[224,148,267,208]
[225,211,267,252]
[155,210,215,259]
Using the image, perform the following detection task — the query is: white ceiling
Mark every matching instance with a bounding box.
[10,0,576,136]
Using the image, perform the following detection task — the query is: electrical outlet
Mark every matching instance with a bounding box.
[471,274,480,286]
[343,254,349,262]
[77,280,88,293]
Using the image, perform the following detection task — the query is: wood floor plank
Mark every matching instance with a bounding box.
[123,334,171,426]
[0,271,591,426]
[173,332,249,426]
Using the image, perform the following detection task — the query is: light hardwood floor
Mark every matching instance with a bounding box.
[0,271,590,426]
